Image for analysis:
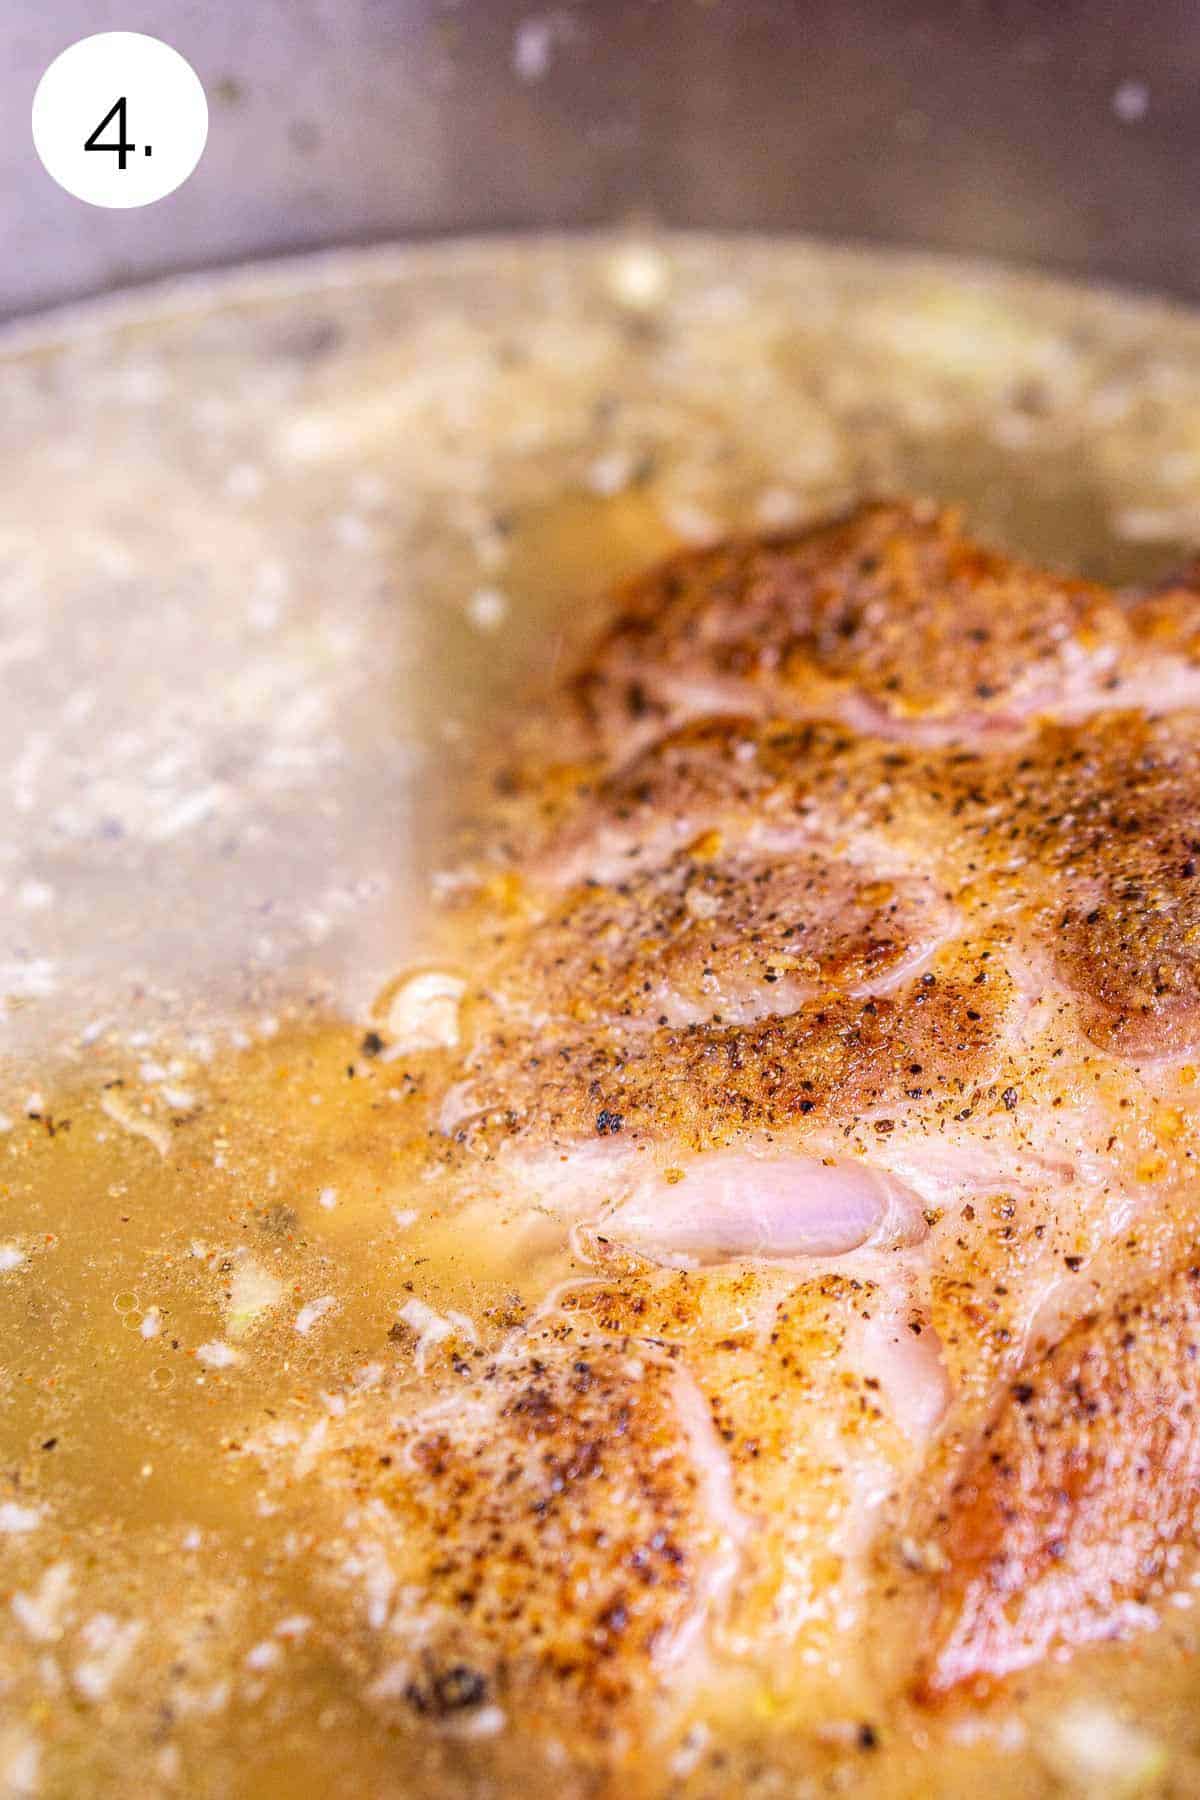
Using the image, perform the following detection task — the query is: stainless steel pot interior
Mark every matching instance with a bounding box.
[3,0,1195,319]
[9,8,1200,1792]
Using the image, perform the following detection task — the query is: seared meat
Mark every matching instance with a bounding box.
[269,501,1200,1770]
[563,497,1200,751]
[919,1256,1200,1697]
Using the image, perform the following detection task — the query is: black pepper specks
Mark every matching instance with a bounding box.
[405,1664,489,1717]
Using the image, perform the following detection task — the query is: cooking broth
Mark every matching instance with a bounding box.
[5,235,1200,1795]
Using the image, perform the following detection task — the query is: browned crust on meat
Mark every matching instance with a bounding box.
[448,963,1012,1154]
[446,700,1200,1166]
[315,1326,731,1746]
[497,853,943,1027]
[916,1256,1200,1698]
[419,502,1200,1714]
[1020,716,1200,1055]
[563,499,1193,747]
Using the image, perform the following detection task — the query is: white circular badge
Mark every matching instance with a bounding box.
[32,32,208,210]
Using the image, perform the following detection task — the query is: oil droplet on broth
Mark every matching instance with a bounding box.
[7,234,1200,1797]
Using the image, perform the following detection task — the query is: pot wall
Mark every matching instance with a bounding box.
[3,0,1195,317]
